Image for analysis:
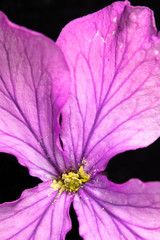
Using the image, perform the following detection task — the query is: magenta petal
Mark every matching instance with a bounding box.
[0,181,73,240]
[0,12,71,180]
[57,1,160,171]
[74,175,160,240]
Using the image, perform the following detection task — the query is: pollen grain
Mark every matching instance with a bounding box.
[51,166,90,194]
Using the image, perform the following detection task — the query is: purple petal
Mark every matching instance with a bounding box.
[57,1,160,172]
[0,12,71,180]
[0,181,73,240]
[74,174,160,240]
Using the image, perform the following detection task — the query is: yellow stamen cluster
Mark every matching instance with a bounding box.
[51,166,90,194]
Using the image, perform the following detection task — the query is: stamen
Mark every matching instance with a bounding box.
[51,165,90,194]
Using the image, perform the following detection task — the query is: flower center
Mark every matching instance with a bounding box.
[51,166,90,193]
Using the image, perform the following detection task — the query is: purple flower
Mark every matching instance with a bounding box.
[1,1,160,239]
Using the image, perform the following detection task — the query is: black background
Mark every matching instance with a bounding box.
[0,0,160,239]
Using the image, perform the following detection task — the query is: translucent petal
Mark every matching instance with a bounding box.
[0,181,73,240]
[74,174,160,240]
[0,12,71,180]
[57,1,160,172]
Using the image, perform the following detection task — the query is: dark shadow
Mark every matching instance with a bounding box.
[0,153,42,203]
[66,203,83,240]
[105,138,160,183]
